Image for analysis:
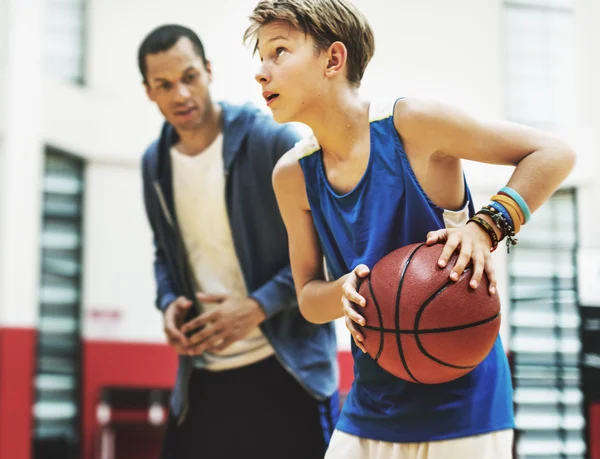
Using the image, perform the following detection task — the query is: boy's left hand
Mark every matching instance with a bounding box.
[426,221,497,295]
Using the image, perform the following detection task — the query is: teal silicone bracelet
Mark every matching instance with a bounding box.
[499,186,531,223]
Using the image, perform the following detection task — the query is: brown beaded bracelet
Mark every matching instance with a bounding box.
[467,215,499,252]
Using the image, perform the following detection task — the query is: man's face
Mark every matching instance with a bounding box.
[145,37,213,131]
[255,21,328,124]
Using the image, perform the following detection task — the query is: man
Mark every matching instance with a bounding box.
[139,24,338,459]
[244,1,576,458]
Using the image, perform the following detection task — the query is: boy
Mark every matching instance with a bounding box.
[244,1,575,458]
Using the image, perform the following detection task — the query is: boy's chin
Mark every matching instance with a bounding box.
[273,113,290,124]
[271,110,292,124]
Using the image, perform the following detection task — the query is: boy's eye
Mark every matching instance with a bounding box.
[275,47,286,57]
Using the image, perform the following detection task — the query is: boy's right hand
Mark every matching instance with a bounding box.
[164,296,193,354]
[341,264,370,353]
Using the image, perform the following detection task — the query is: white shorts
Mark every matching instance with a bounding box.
[324,429,514,459]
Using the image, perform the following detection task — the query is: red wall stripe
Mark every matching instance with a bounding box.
[81,341,354,459]
[0,327,36,459]
[590,403,600,459]
[0,334,354,459]
[82,341,178,459]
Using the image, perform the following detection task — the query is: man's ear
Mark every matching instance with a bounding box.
[204,60,213,84]
[144,82,155,102]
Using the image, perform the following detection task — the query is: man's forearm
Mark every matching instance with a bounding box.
[298,274,349,324]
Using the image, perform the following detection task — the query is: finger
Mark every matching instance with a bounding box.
[186,322,224,347]
[169,341,189,355]
[164,322,189,347]
[342,280,366,307]
[345,316,367,353]
[469,249,485,289]
[181,310,220,334]
[451,240,472,280]
[176,297,193,308]
[187,330,225,355]
[164,330,189,354]
[354,264,370,278]
[484,252,497,295]
[210,336,237,353]
[426,229,447,246]
[166,294,192,317]
[196,292,229,303]
[342,296,366,326]
[438,232,461,268]
[344,319,365,345]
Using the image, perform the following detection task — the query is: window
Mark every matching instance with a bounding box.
[44,0,86,84]
[504,0,576,129]
[33,148,84,459]
[509,190,586,459]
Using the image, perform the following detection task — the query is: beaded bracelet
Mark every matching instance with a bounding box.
[488,200,514,229]
[467,215,499,252]
[488,199,521,234]
[477,207,508,238]
[478,207,519,252]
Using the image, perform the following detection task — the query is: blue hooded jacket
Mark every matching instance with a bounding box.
[141,101,338,420]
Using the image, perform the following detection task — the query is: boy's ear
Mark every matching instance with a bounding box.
[325,41,348,79]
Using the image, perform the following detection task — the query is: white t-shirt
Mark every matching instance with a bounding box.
[170,134,275,371]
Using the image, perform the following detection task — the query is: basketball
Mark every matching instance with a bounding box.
[357,243,501,384]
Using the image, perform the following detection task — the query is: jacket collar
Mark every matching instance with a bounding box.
[152,100,257,183]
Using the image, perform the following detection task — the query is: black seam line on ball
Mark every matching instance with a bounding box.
[413,276,481,370]
[367,277,385,361]
[361,312,501,334]
[395,243,426,384]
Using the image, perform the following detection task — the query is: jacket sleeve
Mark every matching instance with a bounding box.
[141,154,178,312]
[250,265,297,319]
[249,123,302,318]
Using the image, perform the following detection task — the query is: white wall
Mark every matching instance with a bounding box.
[0,0,45,328]
[81,162,164,341]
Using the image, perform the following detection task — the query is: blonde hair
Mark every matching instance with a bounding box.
[244,0,375,86]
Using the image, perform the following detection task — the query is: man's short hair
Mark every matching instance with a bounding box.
[138,24,207,84]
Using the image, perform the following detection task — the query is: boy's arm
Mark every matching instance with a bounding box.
[394,98,576,287]
[272,150,350,324]
[395,98,576,212]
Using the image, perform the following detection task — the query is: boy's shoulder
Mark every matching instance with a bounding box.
[273,137,309,180]
[272,137,313,209]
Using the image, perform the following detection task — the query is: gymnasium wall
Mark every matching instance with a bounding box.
[2,0,600,458]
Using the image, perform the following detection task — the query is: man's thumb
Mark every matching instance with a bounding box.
[178,297,193,309]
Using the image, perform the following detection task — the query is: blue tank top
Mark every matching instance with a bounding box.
[297,98,515,442]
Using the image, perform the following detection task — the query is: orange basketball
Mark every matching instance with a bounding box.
[357,243,501,384]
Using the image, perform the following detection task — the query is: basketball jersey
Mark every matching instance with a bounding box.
[296,98,515,442]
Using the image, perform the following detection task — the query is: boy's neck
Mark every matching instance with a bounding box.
[307,89,370,160]
[175,102,222,156]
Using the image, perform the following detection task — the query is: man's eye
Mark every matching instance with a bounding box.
[183,73,197,84]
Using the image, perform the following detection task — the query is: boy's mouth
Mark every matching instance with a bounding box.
[263,91,280,105]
